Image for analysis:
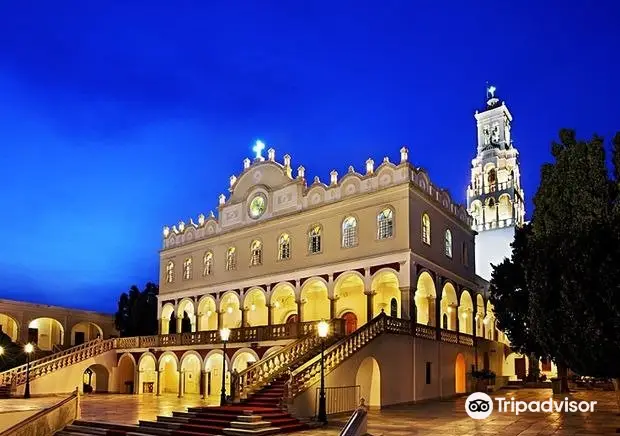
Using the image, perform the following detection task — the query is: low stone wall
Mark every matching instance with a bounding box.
[0,389,80,436]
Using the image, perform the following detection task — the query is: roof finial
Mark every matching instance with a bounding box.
[486,82,497,99]
[253,140,266,161]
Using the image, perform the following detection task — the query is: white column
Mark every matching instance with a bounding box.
[178,370,184,398]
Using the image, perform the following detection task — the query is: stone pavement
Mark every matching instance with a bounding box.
[3,389,618,435]
[296,389,620,436]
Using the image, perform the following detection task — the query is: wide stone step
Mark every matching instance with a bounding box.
[65,425,108,435]
[222,427,280,436]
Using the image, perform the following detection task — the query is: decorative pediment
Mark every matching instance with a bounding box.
[229,161,293,203]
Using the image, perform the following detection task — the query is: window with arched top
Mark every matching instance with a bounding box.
[183,257,192,280]
[226,247,237,271]
[488,169,497,192]
[250,240,262,266]
[341,216,358,248]
[278,233,291,260]
[165,261,174,283]
[203,251,213,276]
[377,208,394,239]
[308,225,322,254]
[422,213,431,245]
[444,229,453,258]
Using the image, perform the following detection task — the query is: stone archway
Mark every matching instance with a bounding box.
[197,296,217,331]
[0,313,19,342]
[160,303,175,334]
[356,357,381,408]
[177,299,196,333]
[415,272,436,326]
[455,353,466,394]
[220,292,241,329]
[70,322,103,346]
[300,278,329,322]
[117,353,136,394]
[334,273,366,325]
[28,318,64,350]
[83,364,109,393]
[180,352,202,396]
[204,351,228,403]
[243,288,268,327]
[271,283,297,325]
[138,353,157,394]
[231,349,259,373]
[371,270,400,318]
[440,283,458,331]
[458,291,474,334]
[158,352,179,394]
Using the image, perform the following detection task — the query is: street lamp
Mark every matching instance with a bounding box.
[317,320,329,424]
[24,343,34,399]
[219,328,231,406]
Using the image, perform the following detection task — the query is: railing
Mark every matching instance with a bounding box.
[235,319,346,399]
[339,399,369,436]
[0,387,80,436]
[315,385,360,416]
[0,339,113,387]
[114,320,331,350]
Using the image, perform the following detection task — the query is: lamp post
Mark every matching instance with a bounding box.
[24,343,34,399]
[317,320,329,424]
[219,328,231,406]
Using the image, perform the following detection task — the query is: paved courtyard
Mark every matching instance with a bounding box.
[2,389,618,435]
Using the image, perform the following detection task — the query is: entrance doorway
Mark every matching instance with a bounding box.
[74,332,85,345]
[455,353,466,394]
[286,314,298,324]
[515,357,526,380]
[342,312,357,335]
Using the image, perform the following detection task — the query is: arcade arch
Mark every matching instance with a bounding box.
[458,291,474,334]
[204,351,229,402]
[300,278,329,322]
[177,299,196,333]
[334,272,366,327]
[28,318,64,350]
[271,283,297,325]
[440,283,458,331]
[455,353,466,394]
[70,322,103,346]
[414,272,436,326]
[138,353,157,394]
[231,349,259,373]
[180,351,202,395]
[117,353,136,394]
[220,292,241,329]
[371,270,400,318]
[158,352,179,394]
[83,364,109,393]
[160,303,175,334]
[355,357,381,408]
[243,288,268,327]
[197,296,217,331]
[0,313,19,342]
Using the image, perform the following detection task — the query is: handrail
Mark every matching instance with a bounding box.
[235,318,345,399]
[0,387,80,436]
[0,339,113,386]
[339,399,368,436]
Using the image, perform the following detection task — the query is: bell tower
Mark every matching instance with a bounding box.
[467,85,526,279]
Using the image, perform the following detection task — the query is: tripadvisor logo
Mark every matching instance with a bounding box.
[465,392,597,419]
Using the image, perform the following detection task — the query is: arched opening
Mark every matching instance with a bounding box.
[334,273,366,325]
[455,353,466,394]
[484,302,496,340]
[498,194,512,221]
[271,283,297,325]
[504,352,528,381]
[160,303,175,335]
[138,354,157,394]
[470,200,483,226]
[414,272,436,326]
[177,299,196,333]
[355,357,381,408]
[286,314,298,324]
[204,352,228,403]
[244,288,268,327]
[262,346,283,359]
[83,364,109,394]
[180,353,202,396]
[197,296,217,331]
[301,278,329,322]
[440,283,458,331]
[0,314,19,342]
[476,295,485,337]
[117,353,136,394]
[220,292,241,329]
[342,312,358,335]
[158,353,179,394]
[70,322,103,346]
[371,270,400,318]
[231,350,258,373]
[458,291,474,334]
[28,318,64,351]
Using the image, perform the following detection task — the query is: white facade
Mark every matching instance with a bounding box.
[467,88,526,280]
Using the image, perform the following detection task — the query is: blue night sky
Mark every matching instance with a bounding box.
[0,1,618,313]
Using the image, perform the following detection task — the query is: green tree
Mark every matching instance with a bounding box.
[114,282,159,337]
[490,129,620,406]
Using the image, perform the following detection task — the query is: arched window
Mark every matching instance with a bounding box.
[226,247,237,271]
[165,261,174,283]
[203,251,213,276]
[278,233,291,260]
[308,225,322,254]
[390,298,398,318]
[250,240,262,266]
[341,216,358,248]
[488,169,497,192]
[444,229,453,258]
[377,208,394,239]
[421,213,431,245]
[442,313,448,329]
[183,257,192,280]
